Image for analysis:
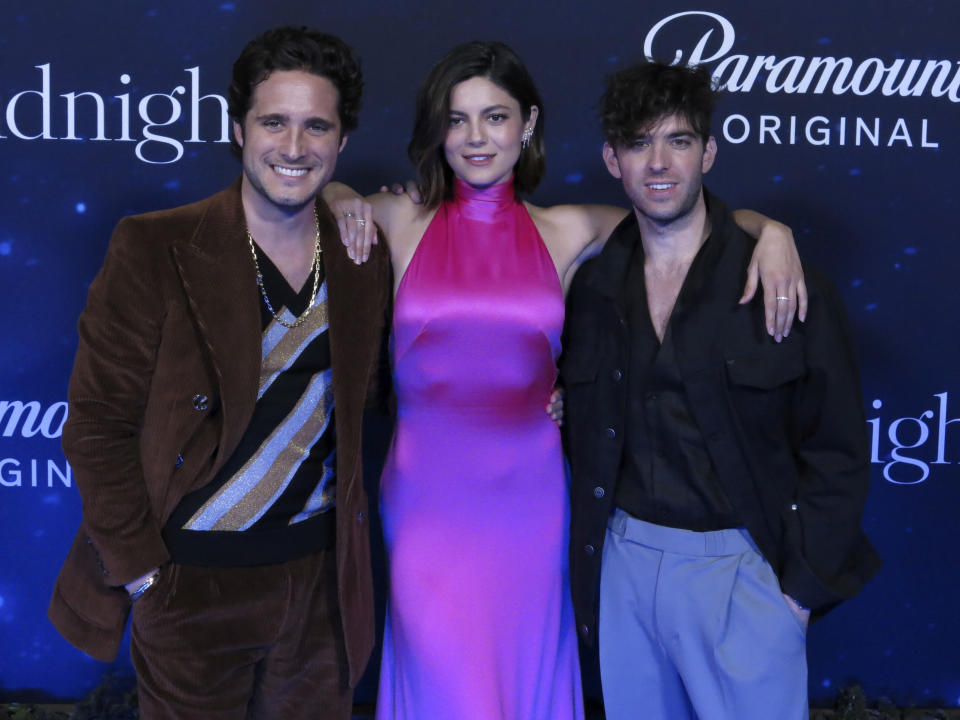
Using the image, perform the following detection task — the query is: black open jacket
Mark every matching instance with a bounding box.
[561,189,881,646]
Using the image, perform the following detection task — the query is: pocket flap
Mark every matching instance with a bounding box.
[725,346,805,390]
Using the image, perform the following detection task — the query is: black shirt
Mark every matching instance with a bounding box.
[614,230,741,531]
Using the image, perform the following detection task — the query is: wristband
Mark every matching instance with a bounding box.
[129,571,160,602]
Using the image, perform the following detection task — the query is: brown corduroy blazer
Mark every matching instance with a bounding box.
[48,179,391,686]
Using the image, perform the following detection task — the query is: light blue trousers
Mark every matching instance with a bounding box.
[599,509,808,720]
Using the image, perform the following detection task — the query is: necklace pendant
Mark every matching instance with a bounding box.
[246,205,323,330]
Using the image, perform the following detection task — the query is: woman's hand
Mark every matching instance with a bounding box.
[737,216,808,342]
[322,182,378,264]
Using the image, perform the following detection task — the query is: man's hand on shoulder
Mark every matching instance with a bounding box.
[379,179,422,205]
[546,387,564,426]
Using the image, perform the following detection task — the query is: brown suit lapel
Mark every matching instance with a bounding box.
[171,180,261,472]
[317,198,370,408]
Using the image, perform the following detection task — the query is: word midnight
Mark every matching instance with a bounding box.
[0,64,230,164]
[869,392,959,485]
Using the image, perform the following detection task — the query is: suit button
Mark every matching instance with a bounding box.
[790,503,799,511]
[593,486,605,499]
[357,511,365,524]
[605,427,616,439]
[585,544,596,555]
[581,624,590,636]
[192,394,209,411]
[612,369,623,382]
[174,454,184,469]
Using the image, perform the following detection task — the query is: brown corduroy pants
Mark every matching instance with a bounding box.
[130,549,351,720]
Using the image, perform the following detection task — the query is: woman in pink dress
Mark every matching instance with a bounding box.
[330,42,803,720]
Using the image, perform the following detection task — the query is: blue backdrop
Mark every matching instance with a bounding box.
[1,0,957,707]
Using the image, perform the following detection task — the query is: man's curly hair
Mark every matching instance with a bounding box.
[599,61,717,147]
[227,26,363,157]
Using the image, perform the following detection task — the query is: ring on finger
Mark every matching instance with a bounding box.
[343,211,357,219]
[776,296,790,302]
[356,218,367,227]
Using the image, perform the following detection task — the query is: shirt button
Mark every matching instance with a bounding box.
[612,369,623,382]
[605,427,616,439]
[585,544,596,555]
[174,454,184,469]
[593,486,605,499]
[357,511,366,523]
[192,394,209,411]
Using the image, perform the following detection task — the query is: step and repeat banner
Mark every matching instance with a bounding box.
[1,0,957,707]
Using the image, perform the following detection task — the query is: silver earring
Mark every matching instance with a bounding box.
[521,127,533,149]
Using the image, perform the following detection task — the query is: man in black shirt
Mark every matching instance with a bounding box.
[563,62,880,719]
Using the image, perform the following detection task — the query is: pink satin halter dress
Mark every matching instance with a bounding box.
[376,178,584,719]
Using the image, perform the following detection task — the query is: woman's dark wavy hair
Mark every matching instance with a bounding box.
[227,26,363,157]
[599,61,717,147]
[408,41,546,209]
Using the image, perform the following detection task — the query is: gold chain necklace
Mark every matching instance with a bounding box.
[245,206,322,329]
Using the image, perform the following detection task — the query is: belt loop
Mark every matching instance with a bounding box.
[608,508,627,537]
[738,527,760,553]
[704,532,719,556]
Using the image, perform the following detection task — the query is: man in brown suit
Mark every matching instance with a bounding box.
[48,27,390,719]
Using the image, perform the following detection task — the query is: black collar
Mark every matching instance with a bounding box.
[582,186,736,300]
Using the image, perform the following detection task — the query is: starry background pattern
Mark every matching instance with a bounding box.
[0,0,957,707]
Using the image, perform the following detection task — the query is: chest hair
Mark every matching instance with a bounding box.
[644,261,692,343]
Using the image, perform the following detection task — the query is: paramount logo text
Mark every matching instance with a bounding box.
[645,11,960,103]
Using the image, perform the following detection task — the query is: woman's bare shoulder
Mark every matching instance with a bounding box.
[526,201,593,223]
[373,191,436,236]
[526,201,628,252]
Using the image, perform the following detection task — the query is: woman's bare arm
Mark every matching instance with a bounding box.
[536,202,805,340]
[323,181,431,263]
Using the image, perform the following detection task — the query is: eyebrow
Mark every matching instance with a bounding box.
[633,129,697,140]
[254,113,334,127]
[449,104,513,115]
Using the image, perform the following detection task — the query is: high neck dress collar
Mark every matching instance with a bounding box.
[453,177,516,221]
